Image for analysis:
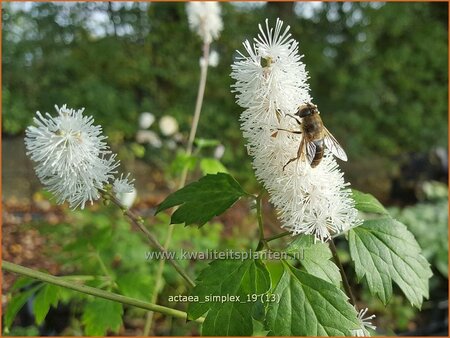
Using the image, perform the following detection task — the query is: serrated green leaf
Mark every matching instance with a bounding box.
[351,189,389,215]
[288,235,341,286]
[82,298,123,336]
[187,259,271,336]
[33,284,60,325]
[265,263,359,336]
[4,284,43,329]
[155,173,248,226]
[200,158,228,175]
[117,272,154,301]
[348,217,432,308]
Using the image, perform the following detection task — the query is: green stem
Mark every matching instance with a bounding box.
[105,192,195,289]
[92,250,116,290]
[2,260,204,324]
[95,251,110,278]
[60,275,107,281]
[256,194,269,251]
[264,231,291,243]
[145,42,211,335]
[329,240,357,306]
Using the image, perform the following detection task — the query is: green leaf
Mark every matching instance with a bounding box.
[117,272,154,301]
[265,263,360,336]
[200,158,228,175]
[252,318,270,336]
[187,259,271,336]
[82,298,123,336]
[351,190,389,215]
[33,284,60,325]
[155,173,248,226]
[170,151,197,176]
[348,217,432,308]
[4,284,43,330]
[10,276,35,292]
[288,235,341,286]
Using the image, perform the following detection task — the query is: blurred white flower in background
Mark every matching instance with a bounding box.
[25,104,134,209]
[231,19,360,241]
[214,144,225,159]
[200,49,220,68]
[159,115,179,137]
[139,112,155,129]
[186,2,223,44]
[136,130,162,148]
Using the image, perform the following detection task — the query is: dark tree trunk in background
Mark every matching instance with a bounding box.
[266,2,295,21]
[108,2,117,37]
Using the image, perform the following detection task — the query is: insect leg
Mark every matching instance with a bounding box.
[276,128,302,134]
[285,114,302,125]
[271,128,302,137]
[282,157,299,171]
[282,138,304,171]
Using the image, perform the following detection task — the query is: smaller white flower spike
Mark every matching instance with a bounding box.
[25,104,135,210]
[351,308,376,337]
[231,18,361,241]
[25,104,119,209]
[186,2,223,44]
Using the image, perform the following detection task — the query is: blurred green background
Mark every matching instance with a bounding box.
[2,1,448,336]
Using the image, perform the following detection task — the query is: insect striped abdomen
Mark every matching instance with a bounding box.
[311,140,324,168]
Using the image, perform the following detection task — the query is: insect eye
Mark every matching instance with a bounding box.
[298,108,311,117]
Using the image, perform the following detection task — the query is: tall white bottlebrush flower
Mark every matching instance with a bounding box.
[186,2,223,44]
[231,19,360,241]
[25,104,134,209]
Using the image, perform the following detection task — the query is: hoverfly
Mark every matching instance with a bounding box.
[273,103,348,169]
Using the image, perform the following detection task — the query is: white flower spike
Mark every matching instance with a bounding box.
[231,19,361,241]
[186,2,223,44]
[25,104,121,209]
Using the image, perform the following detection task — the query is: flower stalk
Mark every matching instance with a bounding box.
[102,191,196,289]
[145,41,210,335]
[146,3,223,332]
[329,239,357,306]
[256,193,269,251]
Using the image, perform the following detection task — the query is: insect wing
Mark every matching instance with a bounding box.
[323,127,348,161]
[305,140,317,165]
